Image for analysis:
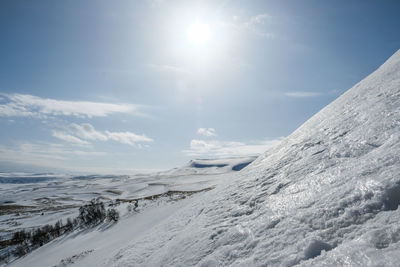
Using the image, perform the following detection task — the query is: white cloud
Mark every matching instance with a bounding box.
[0,142,159,174]
[68,123,108,141]
[285,91,323,98]
[245,13,270,26]
[52,130,90,146]
[0,142,106,169]
[197,128,217,137]
[0,102,36,117]
[0,93,147,118]
[106,131,153,146]
[52,123,154,147]
[183,137,284,157]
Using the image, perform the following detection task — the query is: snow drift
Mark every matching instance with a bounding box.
[158,157,258,177]
[11,49,400,266]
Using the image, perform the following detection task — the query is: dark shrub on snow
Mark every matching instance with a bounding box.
[107,208,120,222]
[13,245,28,257]
[12,230,30,244]
[78,198,106,226]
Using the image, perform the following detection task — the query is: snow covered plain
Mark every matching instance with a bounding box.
[5,48,400,266]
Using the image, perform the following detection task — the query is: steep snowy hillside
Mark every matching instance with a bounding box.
[11,49,400,266]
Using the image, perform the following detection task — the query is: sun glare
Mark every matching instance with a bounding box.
[187,22,210,45]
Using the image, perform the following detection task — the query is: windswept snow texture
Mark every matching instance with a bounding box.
[10,49,400,266]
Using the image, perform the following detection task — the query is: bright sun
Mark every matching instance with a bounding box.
[187,22,210,45]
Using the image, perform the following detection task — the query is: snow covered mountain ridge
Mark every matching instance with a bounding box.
[10,49,400,266]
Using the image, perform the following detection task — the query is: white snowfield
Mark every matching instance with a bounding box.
[11,49,400,266]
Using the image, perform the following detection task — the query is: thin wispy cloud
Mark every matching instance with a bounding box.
[0,141,160,174]
[0,94,148,118]
[285,91,323,98]
[105,131,153,146]
[52,130,91,146]
[226,13,274,38]
[197,127,217,137]
[0,142,106,168]
[246,14,270,25]
[65,123,108,141]
[183,137,284,157]
[52,123,154,147]
[244,13,272,37]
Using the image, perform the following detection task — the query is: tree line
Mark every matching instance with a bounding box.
[0,198,119,263]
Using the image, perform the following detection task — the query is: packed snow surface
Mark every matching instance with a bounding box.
[9,49,400,266]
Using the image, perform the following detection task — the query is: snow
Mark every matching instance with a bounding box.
[8,196,195,267]
[156,156,257,176]
[7,49,400,266]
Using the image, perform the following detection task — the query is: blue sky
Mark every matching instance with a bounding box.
[0,0,399,174]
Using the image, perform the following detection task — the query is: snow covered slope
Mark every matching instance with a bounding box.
[11,49,400,266]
